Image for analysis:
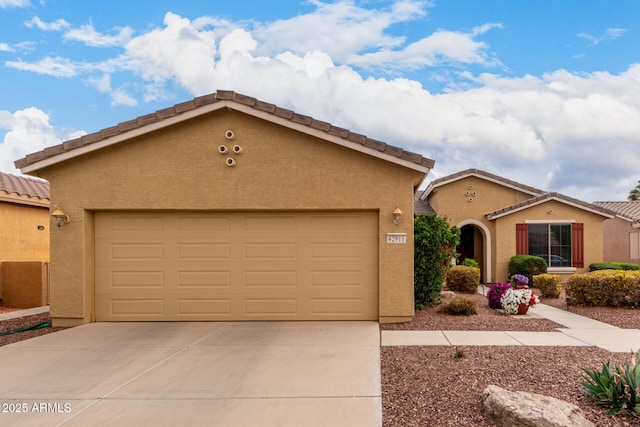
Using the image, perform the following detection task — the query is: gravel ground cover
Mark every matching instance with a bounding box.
[380,292,563,332]
[381,289,640,426]
[0,310,67,347]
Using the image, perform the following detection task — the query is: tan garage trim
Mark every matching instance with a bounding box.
[95,211,378,321]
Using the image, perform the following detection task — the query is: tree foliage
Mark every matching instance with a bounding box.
[629,180,640,201]
[414,213,460,307]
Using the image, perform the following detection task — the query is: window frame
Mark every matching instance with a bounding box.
[523,220,579,273]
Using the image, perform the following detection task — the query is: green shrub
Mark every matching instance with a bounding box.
[508,255,548,284]
[581,352,640,415]
[566,270,640,307]
[446,265,480,293]
[461,258,479,268]
[590,262,640,271]
[533,274,562,298]
[414,214,460,307]
[438,297,478,316]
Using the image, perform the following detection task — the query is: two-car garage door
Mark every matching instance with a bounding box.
[95,211,378,321]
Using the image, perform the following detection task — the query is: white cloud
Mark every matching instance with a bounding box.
[0,107,85,174]
[0,42,12,52]
[254,0,428,63]
[578,28,626,45]
[110,88,137,106]
[351,27,501,70]
[122,12,217,97]
[6,56,86,77]
[87,73,111,93]
[25,16,71,31]
[0,0,29,8]
[64,24,134,47]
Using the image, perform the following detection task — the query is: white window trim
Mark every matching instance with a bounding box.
[548,267,577,274]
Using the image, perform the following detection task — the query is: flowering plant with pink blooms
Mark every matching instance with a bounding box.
[486,282,513,309]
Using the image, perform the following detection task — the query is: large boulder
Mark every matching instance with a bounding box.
[482,385,594,427]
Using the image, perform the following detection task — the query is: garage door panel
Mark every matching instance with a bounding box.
[243,242,298,260]
[177,215,231,233]
[244,270,298,288]
[177,243,231,261]
[177,270,231,288]
[111,298,165,317]
[95,211,378,321]
[107,215,165,233]
[178,298,231,317]
[243,215,297,232]
[110,271,165,288]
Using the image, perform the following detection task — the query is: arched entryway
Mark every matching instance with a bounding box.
[456,220,492,283]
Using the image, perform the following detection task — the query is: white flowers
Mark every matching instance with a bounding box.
[500,289,540,314]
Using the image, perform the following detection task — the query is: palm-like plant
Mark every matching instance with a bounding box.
[581,352,640,415]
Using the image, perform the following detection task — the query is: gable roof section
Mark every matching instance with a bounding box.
[486,192,615,220]
[0,171,49,207]
[15,90,435,176]
[593,201,640,223]
[420,168,545,200]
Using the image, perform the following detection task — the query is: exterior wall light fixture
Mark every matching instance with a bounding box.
[52,207,69,227]
[392,205,403,226]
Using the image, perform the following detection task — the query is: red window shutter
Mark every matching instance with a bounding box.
[516,224,528,255]
[572,223,584,268]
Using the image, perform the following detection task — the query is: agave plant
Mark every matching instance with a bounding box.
[581,352,640,415]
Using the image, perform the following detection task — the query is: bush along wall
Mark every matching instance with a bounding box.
[566,270,640,307]
[589,262,640,271]
[414,214,460,308]
[532,274,562,298]
[508,255,548,285]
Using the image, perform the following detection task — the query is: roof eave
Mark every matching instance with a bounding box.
[0,192,49,208]
[420,169,544,201]
[19,99,433,176]
[486,195,616,220]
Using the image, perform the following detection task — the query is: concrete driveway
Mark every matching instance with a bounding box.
[0,321,381,426]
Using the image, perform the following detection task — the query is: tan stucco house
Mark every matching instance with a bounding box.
[416,169,615,283]
[593,201,640,264]
[0,172,50,262]
[15,90,434,326]
[0,172,50,306]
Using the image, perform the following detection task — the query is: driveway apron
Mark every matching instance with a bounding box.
[0,321,381,427]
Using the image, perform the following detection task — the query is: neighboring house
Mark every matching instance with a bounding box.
[593,201,640,264]
[0,172,50,262]
[418,169,615,283]
[15,90,434,326]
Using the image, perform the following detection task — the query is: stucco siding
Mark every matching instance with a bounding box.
[0,202,49,262]
[33,109,423,325]
[602,217,639,264]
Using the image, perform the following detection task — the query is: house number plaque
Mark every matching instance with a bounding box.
[386,233,407,244]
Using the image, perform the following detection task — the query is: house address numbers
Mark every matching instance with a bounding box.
[386,233,407,244]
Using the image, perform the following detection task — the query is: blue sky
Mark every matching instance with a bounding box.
[1,0,639,202]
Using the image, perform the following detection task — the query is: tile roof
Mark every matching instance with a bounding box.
[593,201,640,222]
[486,192,615,220]
[421,168,546,200]
[0,171,49,201]
[15,90,435,172]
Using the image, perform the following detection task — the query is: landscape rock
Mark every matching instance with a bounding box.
[482,385,594,427]
[440,290,457,300]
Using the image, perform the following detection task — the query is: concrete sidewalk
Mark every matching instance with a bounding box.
[382,302,640,353]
